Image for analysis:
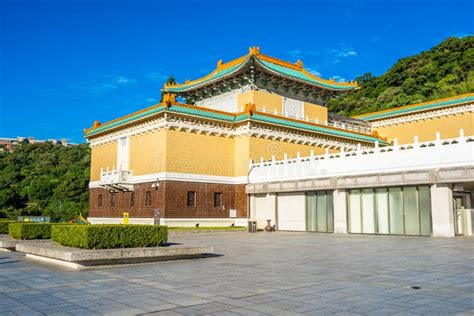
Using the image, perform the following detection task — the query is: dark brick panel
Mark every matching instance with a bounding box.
[89,181,247,219]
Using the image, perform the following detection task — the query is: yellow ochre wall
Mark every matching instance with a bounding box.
[129,129,167,176]
[236,90,328,122]
[90,142,117,181]
[165,130,235,177]
[374,112,473,144]
[304,103,328,122]
[238,90,282,113]
[234,136,250,177]
[90,128,340,180]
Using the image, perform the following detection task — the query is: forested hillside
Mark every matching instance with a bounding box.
[0,143,90,221]
[327,36,474,116]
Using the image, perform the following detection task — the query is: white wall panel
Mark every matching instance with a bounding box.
[277,193,306,231]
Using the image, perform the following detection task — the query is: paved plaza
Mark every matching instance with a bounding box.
[0,232,473,315]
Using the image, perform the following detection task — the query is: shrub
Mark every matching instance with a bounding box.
[0,221,13,234]
[51,225,168,249]
[8,223,52,240]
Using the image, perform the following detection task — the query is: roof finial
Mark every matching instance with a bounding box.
[162,93,176,108]
[296,59,303,68]
[93,120,101,128]
[217,59,223,69]
[244,103,256,116]
[249,46,260,55]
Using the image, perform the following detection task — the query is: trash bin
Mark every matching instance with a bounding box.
[248,220,257,233]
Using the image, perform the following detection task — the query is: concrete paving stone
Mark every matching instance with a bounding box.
[1,232,472,315]
[145,311,186,316]
[223,308,266,316]
[162,297,211,307]
[304,307,343,315]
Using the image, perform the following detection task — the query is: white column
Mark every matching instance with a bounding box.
[431,184,455,237]
[267,193,277,228]
[333,189,348,234]
[249,195,256,220]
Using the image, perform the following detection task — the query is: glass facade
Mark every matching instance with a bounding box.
[306,191,334,232]
[348,186,432,236]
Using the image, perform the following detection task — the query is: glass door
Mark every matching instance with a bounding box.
[453,196,465,236]
[306,191,334,232]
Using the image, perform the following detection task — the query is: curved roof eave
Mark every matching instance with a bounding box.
[162,49,359,93]
[254,58,358,92]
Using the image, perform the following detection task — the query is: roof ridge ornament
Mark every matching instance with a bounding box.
[296,59,303,69]
[244,103,257,116]
[217,59,223,69]
[249,46,260,55]
[162,93,176,108]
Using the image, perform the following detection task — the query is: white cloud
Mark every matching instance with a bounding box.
[332,48,358,58]
[306,67,322,77]
[68,75,137,95]
[332,75,346,83]
[285,49,302,57]
[145,72,168,82]
[284,49,320,58]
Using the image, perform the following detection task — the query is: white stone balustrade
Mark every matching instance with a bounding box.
[248,130,474,184]
[99,167,133,191]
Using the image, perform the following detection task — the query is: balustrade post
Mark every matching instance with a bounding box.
[413,135,419,149]
[435,132,441,146]
[459,129,465,143]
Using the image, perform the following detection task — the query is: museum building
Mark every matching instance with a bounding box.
[84,47,474,237]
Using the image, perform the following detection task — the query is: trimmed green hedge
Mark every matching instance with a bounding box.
[51,225,168,249]
[0,221,13,234]
[8,223,52,240]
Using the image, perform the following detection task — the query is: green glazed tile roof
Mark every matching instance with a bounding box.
[251,114,386,144]
[85,104,250,138]
[163,54,358,93]
[355,94,474,121]
[86,104,383,144]
[165,63,244,93]
[168,105,241,122]
[85,105,166,137]
[256,59,356,91]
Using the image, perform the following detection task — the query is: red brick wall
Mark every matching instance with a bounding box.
[89,181,247,219]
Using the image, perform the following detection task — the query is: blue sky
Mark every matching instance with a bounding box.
[1,0,472,143]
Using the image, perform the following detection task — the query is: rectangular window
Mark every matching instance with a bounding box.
[306,192,316,232]
[375,189,389,234]
[214,192,222,207]
[145,191,152,207]
[130,192,135,207]
[110,193,115,208]
[418,186,431,236]
[316,191,327,232]
[348,186,431,236]
[187,191,196,207]
[403,187,419,235]
[361,189,375,234]
[98,194,103,207]
[348,190,361,233]
[389,188,403,234]
[282,97,304,118]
